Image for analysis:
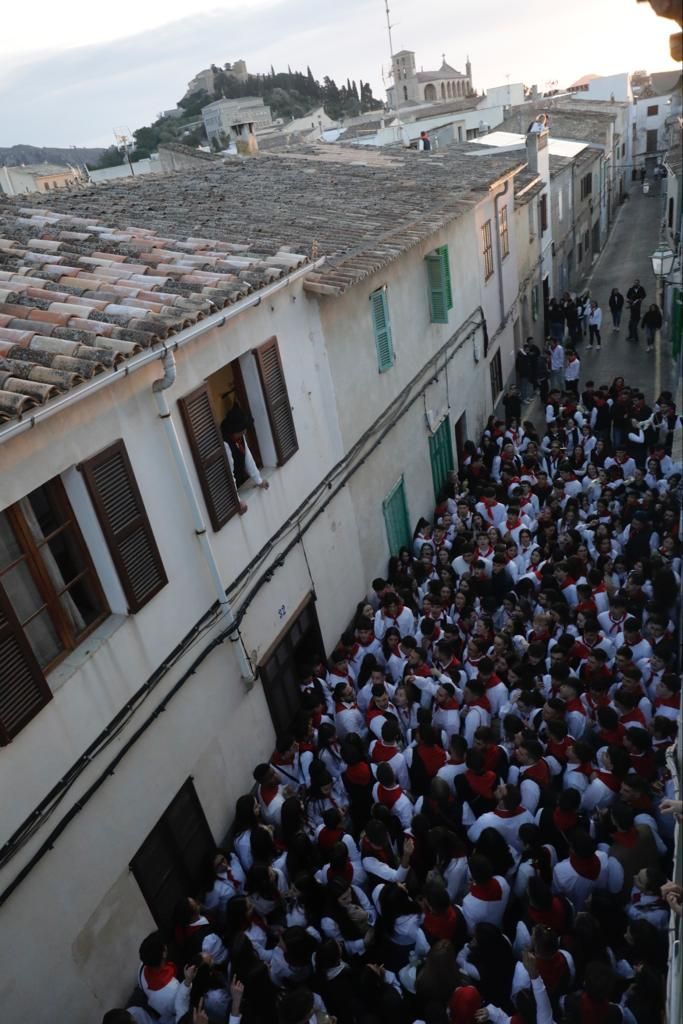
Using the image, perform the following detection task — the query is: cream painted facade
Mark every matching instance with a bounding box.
[0,163,82,196]
[0,157,540,1019]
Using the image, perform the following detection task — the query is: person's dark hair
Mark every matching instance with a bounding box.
[473,827,514,876]
[469,922,516,1011]
[278,987,316,1024]
[102,1014,133,1024]
[138,931,165,967]
[468,854,494,884]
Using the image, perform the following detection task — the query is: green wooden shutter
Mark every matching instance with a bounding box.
[382,477,411,556]
[370,289,394,372]
[426,246,453,323]
[429,416,454,501]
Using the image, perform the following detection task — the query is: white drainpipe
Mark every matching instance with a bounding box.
[152,348,256,684]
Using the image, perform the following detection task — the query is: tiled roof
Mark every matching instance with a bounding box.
[0,147,525,422]
[501,106,616,146]
[0,205,307,422]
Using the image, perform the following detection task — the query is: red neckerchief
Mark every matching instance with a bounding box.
[361,836,392,864]
[553,808,578,832]
[377,783,404,808]
[547,736,573,763]
[630,751,656,779]
[537,951,569,993]
[656,695,679,709]
[416,743,448,776]
[613,827,638,849]
[335,700,358,713]
[565,697,587,716]
[260,782,279,806]
[580,993,610,1024]
[481,499,498,525]
[468,695,491,713]
[143,963,177,991]
[620,708,646,728]
[598,726,625,747]
[371,741,399,764]
[481,745,502,773]
[529,899,567,933]
[318,826,344,851]
[569,852,601,879]
[327,861,354,883]
[465,769,497,799]
[595,770,621,792]
[522,759,551,789]
[482,673,503,690]
[495,806,526,819]
[423,904,459,943]
[507,518,522,531]
[344,762,372,786]
[470,877,502,901]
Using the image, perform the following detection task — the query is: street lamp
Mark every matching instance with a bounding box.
[650,244,676,396]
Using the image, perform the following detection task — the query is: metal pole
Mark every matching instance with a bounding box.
[655,273,663,400]
[383,0,397,115]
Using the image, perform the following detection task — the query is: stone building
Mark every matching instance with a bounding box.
[387,49,473,107]
[202,96,272,149]
[0,163,82,196]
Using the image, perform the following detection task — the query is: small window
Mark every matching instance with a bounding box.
[499,207,510,258]
[481,220,494,280]
[370,288,395,372]
[383,477,411,557]
[489,349,503,403]
[621,143,625,158]
[130,780,215,934]
[580,173,592,200]
[578,242,583,263]
[539,194,548,234]
[646,105,658,117]
[425,245,453,323]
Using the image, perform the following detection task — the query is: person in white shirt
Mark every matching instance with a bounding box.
[552,830,609,911]
[564,350,581,396]
[587,300,602,350]
[467,784,534,851]
[137,933,195,1024]
[461,854,511,933]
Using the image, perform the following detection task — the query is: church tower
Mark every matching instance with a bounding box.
[466,55,472,92]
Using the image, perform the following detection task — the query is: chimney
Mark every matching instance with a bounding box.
[526,127,548,173]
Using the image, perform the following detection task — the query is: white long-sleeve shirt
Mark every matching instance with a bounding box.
[224,438,263,486]
[588,307,602,329]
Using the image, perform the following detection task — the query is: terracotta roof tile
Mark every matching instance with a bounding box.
[0,205,309,424]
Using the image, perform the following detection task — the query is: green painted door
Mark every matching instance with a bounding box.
[383,477,411,556]
[429,416,454,500]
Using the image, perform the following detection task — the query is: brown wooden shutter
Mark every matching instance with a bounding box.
[178,384,240,531]
[255,338,298,465]
[0,585,52,745]
[80,440,167,613]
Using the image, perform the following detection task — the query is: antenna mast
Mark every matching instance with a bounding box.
[383,0,397,114]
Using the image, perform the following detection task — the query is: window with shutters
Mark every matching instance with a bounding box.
[499,207,510,259]
[382,477,411,557]
[481,220,494,280]
[80,441,167,613]
[180,384,240,531]
[425,245,453,323]
[489,349,503,403]
[370,288,395,372]
[255,338,299,465]
[131,779,215,934]
[0,477,109,741]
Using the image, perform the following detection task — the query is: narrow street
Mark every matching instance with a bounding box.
[579,183,670,400]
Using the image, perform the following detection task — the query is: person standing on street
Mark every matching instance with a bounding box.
[608,288,624,330]
[515,343,533,401]
[626,279,646,342]
[587,300,602,351]
[548,337,565,392]
[564,349,581,397]
[563,294,580,345]
[548,299,565,343]
[641,303,663,353]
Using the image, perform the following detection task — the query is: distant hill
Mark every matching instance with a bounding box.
[0,144,105,168]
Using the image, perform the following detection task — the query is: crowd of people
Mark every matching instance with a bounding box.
[511,281,665,414]
[106,368,681,1024]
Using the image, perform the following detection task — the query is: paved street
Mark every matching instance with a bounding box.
[577,183,669,401]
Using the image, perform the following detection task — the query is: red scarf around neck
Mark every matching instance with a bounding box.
[470,877,502,901]
[144,963,176,991]
[569,852,601,880]
[613,827,638,849]
[465,769,497,799]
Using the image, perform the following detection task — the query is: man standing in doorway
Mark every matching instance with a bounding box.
[626,279,646,343]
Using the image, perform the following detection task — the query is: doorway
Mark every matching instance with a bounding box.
[454,412,467,470]
[258,595,324,736]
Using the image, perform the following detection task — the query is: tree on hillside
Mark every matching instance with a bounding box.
[93,145,125,169]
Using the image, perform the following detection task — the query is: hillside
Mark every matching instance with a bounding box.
[0,144,105,168]
[93,63,384,167]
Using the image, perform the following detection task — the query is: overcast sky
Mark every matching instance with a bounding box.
[0,0,677,149]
